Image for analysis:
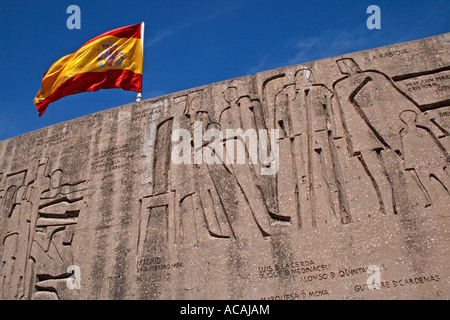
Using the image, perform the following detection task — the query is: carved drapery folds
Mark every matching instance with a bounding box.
[137,57,449,252]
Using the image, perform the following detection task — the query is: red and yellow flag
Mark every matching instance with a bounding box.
[34,22,144,116]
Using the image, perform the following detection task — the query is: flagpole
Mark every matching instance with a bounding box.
[137,21,145,102]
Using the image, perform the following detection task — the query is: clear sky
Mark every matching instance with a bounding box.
[0,0,449,141]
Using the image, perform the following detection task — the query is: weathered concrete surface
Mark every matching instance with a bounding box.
[1,33,449,300]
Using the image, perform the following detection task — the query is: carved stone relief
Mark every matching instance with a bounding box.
[1,33,449,300]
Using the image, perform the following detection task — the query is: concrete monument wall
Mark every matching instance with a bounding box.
[0,33,449,300]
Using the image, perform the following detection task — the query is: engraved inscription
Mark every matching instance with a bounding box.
[354,274,441,293]
[136,256,183,273]
[132,106,162,122]
[90,144,130,175]
[36,132,69,147]
[365,48,409,62]
[403,73,449,93]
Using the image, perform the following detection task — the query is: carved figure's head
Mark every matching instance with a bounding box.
[336,58,362,76]
[399,110,418,126]
[174,95,188,116]
[189,90,203,112]
[223,87,238,105]
[294,68,312,91]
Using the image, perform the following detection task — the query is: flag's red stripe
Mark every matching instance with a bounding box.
[35,69,142,116]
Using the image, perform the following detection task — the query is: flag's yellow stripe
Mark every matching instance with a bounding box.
[35,35,142,104]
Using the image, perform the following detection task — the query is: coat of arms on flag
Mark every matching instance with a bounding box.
[98,42,124,67]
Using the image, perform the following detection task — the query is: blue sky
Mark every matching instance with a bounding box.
[0,0,449,141]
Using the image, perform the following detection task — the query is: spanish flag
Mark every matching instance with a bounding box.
[34,22,144,116]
